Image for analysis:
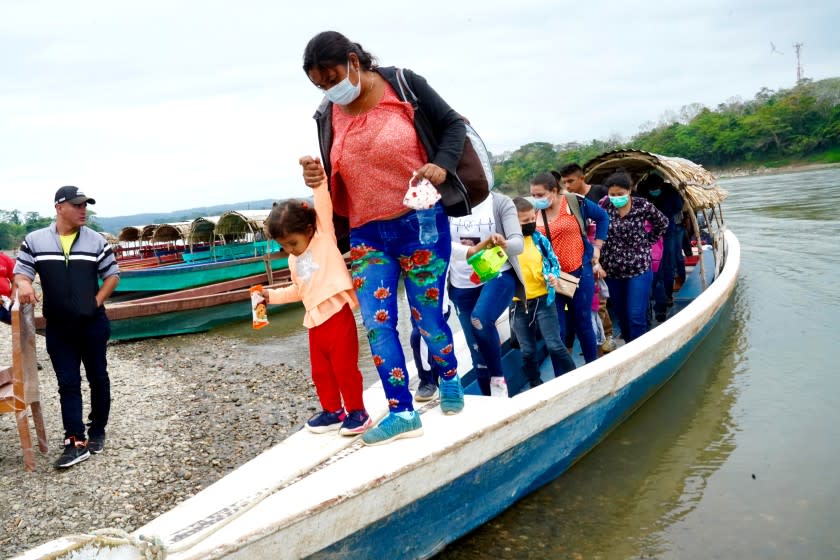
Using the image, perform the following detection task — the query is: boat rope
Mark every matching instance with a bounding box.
[159,398,442,555]
[57,528,166,560]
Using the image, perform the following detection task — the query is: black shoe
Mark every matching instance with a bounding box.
[54,436,91,468]
[655,312,667,322]
[87,433,106,454]
[414,382,438,402]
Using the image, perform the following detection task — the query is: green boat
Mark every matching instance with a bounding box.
[113,252,289,293]
[38,269,296,341]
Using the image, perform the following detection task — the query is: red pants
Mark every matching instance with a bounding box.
[309,304,365,412]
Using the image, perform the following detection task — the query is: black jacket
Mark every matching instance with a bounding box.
[313,66,468,248]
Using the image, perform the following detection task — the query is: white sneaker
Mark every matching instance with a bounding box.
[489,376,508,398]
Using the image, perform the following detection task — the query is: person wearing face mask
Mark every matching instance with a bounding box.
[300,31,466,446]
[638,173,684,322]
[529,172,609,364]
[598,170,668,343]
[509,197,576,388]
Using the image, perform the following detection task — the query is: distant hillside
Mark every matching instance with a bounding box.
[493,76,840,194]
[96,199,276,234]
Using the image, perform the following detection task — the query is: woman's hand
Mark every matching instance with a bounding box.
[414,163,447,186]
[465,233,506,258]
[487,233,507,249]
[593,263,607,280]
[299,156,326,189]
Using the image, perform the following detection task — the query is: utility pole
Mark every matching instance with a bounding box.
[793,42,804,83]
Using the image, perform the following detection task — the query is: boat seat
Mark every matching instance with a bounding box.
[673,247,716,304]
[0,301,48,471]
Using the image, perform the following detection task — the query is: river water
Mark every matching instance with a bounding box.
[217,168,839,559]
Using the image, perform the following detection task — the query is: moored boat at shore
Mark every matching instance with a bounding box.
[15,151,738,560]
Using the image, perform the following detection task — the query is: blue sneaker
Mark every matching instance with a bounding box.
[306,409,346,434]
[362,412,423,446]
[439,375,465,415]
[339,410,373,436]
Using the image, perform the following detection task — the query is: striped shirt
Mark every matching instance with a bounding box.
[14,224,119,324]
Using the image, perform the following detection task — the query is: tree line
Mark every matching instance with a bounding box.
[493,77,840,194]
[0,210,102,251]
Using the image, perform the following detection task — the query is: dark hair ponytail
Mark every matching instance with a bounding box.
[303,31,377,73]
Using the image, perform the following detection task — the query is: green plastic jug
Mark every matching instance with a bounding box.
[467,245,508,283]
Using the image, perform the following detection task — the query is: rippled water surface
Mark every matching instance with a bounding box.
[436,168,840,559]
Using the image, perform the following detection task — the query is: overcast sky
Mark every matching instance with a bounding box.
[2,0,838,219]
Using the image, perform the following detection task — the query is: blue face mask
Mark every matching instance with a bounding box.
[324,61,362,105]
[649,188,662,196]
[609,194,630,208]
[533,197,551,210]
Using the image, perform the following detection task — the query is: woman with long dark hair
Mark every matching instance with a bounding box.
[299,31,467,446]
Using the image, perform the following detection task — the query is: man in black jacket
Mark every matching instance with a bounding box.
[14,186,120,468]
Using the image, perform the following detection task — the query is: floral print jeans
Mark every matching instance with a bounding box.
[350,204,458,413]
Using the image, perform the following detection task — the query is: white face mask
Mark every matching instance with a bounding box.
[324,61,362,105]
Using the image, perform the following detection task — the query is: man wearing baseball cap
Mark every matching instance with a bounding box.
[14,186,120,468]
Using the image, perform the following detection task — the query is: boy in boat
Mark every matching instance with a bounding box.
[511,197,577,388]
[262,159,372,436]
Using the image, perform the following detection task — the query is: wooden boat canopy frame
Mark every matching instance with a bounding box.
[151,222,191,244]
[583,149,730,288]
[583,149,728,210]
[214,210,271,241]
[117,226,144,243]
[188,216,220,245]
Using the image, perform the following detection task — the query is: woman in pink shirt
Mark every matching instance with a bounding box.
[301,31,464,446]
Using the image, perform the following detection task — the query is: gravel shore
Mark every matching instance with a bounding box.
[0,328,321,557]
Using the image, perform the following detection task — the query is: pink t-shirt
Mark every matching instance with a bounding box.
[330,83,428,228]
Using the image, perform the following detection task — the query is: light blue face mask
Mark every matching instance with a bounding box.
[533,197,551,210]
[609,194,630,208]
[324,61,362,105]
[649,188,662,196]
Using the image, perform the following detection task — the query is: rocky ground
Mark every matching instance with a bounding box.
[0,328,321,557]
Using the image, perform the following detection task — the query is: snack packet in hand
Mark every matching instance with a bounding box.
[250,285,269,329]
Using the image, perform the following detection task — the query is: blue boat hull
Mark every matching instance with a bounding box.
[309,300,728,560]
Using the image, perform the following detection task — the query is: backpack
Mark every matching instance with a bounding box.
[395,68,493,209]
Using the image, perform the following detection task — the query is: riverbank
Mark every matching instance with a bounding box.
[0,330,320,557]
[713,161,840,179]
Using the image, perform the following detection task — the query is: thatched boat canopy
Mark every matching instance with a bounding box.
[583,150,728,210]
[188,216,220,244]
[214,210,271,240]
[117,226,143,242]
[151,222,191,243]
[140,224,158,242]
[99,232,119,246]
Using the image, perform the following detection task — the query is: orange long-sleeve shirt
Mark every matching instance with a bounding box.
[266,180,357,328]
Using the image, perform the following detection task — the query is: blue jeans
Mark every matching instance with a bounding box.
[45,311,111,440]
[607,267,654,343]
[350,203,457,413]
[556,264,598,363]
[512,295,576,386]
[652,232,678,313]
[449,268,516,396]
